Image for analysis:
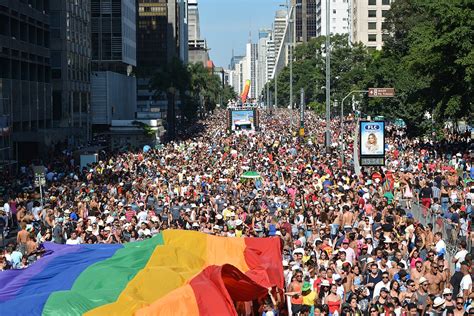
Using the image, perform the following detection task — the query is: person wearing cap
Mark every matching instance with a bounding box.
[301,281,317,313]
[414,277,430,312]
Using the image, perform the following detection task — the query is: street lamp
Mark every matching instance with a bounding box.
[340,90,368,169]
[325,0,331,152]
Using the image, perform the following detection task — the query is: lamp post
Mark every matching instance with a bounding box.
[341,89,369,171]
[325,0,331,151]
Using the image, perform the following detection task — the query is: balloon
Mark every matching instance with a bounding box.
[143,145,151,153]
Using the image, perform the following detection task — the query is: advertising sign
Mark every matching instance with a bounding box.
[228,109,259,132]
[359,121,385,166]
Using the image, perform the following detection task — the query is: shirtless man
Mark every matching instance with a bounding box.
[341,205,354,228]
[16,222,29,254]
[425,262,444,295]
[410,261,424,282]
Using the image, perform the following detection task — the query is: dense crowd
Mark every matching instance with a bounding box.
[0,109,473,315]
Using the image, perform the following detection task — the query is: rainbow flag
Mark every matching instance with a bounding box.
[0,230,283,315]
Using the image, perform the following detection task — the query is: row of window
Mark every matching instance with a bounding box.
[369,0,391,5]
[368,33,390,42]
[368,9,389,18]
[368,21,388,30]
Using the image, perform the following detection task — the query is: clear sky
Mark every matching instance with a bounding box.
[199,0,285,68]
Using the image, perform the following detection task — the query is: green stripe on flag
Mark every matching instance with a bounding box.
[42,234,164,316]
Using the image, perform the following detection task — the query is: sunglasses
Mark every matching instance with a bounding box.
[456,301,463,305]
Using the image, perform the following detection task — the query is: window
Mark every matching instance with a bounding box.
[382,22,388,31]
[382,10,389,18]
[382,33,390,42]
[369,0,376,5]
[368,34,377,42]
[368,22,377,30]
[382,0,390,4]
[333,9,336,14]
[368,10,376,18]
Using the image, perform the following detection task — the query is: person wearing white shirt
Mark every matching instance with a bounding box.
[434,232,446,257]
[460,262,473,300]
[3,201,10,227]
[66,232,81,245]
[373,271,391,299]
[136,209,148,224]
[453,240,468,271]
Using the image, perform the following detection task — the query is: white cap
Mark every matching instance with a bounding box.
[192,222,200,227]
[213,225,221,230]
[235,219,243,226]
[216,214,223,220]
[282,260,289,267]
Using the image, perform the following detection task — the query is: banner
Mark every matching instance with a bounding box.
[241,80,251,104]
[359,121,385,166]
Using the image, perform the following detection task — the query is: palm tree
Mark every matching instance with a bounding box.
[150,58,190,138]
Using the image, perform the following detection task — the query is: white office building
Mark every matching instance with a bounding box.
[319,0,350,36]
[351,0,393,50]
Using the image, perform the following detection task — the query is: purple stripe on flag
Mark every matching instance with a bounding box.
[0,243,81,302]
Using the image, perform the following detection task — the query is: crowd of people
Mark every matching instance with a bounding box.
[0,109,473,315]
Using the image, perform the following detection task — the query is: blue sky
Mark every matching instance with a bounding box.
[199,0,284,68]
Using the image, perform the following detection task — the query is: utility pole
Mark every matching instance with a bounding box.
[289,3,293,125]
[299,88,305,137]
[274,74,278,108]
[325,0,331,151]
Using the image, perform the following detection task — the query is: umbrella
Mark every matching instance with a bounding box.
[240,171,261,179]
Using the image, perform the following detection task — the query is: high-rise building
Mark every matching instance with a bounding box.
[273,10,287,59]
[91,0,137,73]
[257,29,275,98]
[319,0,350,36]
[50,0,92,141]
[90,0,137,129]
[246,43,258,100]
[137,0,173,73]
[351,0,392,50]
[0,0,53,160]
[293,0,320,42]
[187,0,209,66]
[136,0,187,112]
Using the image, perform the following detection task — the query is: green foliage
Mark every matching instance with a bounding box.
[274,0,473,136]
[131,121,156,137]
[150,59,236,125]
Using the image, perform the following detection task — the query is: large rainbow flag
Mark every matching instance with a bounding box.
[0,230,283,315]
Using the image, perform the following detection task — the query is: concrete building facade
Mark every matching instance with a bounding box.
[50,0,92,143]
[90,0,137,129]
[319,0,350,36]
[351,0,392,50]
[0,0,53,161]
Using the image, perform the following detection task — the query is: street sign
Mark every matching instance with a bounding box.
[368,88,395,97]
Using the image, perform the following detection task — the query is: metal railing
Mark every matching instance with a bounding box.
[408,201,472,272]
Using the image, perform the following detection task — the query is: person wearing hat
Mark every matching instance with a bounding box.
[301,281,317,314]
[414,277,430,313]
[441,288,455,313]
[430,296,446,315]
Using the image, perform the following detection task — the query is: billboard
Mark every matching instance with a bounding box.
[359,121,385,166]
[228,108,259,132]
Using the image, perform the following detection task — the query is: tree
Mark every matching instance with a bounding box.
[150,58,190,137]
